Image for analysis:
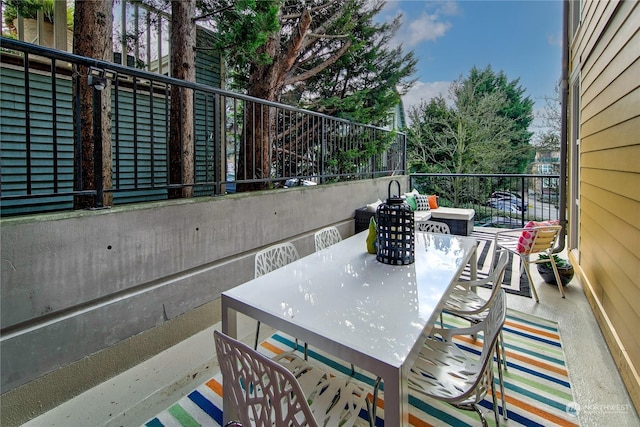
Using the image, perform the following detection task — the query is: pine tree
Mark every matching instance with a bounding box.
[200,0,416,190]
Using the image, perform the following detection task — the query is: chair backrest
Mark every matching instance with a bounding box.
[314,226,342,251]
[416,220,450,234]
[454,249,509,317]
[214,330,318,427]
[488,248,509,285]
[464,289,507,403]
[254,242,299,278]
[523,225,562,255]
[494,224,562,257]
[428,290,507,405]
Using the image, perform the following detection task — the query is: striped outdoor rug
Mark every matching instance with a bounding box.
[459,229,532,298]
[144,310,579,427]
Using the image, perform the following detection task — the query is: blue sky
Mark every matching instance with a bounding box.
[379,0,563,128]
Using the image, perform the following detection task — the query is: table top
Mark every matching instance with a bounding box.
[223,231,477,370]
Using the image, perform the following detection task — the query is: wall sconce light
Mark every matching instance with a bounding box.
[88,67,107,91]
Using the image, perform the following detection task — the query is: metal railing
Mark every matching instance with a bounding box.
[410,173,561,228]
[0,38,406,216]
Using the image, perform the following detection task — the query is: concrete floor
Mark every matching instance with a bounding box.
[22,244,640,427]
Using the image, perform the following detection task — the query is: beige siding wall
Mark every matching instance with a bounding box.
[569,0,640,412]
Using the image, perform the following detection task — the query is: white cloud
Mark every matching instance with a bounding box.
[387,1,459,48]
[405,12,451,46]
[546,33,562,47]
[435,1,460,17]
[401,80,453,125]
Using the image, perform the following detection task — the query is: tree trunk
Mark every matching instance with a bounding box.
[236,33,279,192]
[168,0,196,199]
[236,8,312,192]
[73,0,113,209]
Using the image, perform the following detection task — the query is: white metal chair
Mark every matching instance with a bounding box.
[253,242,300,349]
[494,224,564,302]
[442,249,511,421]
[214,330,369,427]
[368,261,510,424]
[314,226,342,251]
[416,219,450,234]
[409,290,507,427]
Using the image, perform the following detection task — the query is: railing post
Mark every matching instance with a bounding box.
[0,38,406,215]
[402,133,407,175]
[89,72,107,209]
[320,116,326,184]
[521,175,526,227]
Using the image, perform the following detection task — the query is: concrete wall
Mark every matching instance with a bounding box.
[0,176,405,424]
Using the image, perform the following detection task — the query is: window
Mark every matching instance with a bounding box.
[569,75,581,253]
[571,0,581,36]
[537,164,553,175]
[113,1,172,74]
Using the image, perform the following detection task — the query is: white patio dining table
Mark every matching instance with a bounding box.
[221,230,478,426]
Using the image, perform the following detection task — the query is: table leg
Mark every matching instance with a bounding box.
[471,245,478,280]
[221,297,238,424]
[381,367,410,426]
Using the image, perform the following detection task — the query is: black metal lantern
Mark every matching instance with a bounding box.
[376,180,415,265]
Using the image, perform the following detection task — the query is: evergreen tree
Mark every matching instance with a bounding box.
[408,66,534,176]
[458,66,535,172]
[202,0,416,123]
[200,0,416,190]
[298,2,417,126]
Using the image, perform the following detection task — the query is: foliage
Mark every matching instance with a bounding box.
[201,0,416,126]
[533,81,562,151]
[298,2,417,127]
[537,253,571,268]
[456,66,535,172]
[407,66,535,177]
[198,0,416,189]
[196,0,281,91]
[407,84,515,176]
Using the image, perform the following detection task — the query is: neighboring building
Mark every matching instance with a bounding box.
[566,0,639,412]
[0,1,224,215]
[379,97,407,174]
[386,98,407,131]
[532,149,560,198]
[534,149,560,176]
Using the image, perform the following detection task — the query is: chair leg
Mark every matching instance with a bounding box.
[495,344,508,420]
[521,256,540,303]
[500,330,508,371]
[253,321,261,350]
[489,368,500,427]
[549,257,566,298]
[369,376,382,426]
[478,403,490,427]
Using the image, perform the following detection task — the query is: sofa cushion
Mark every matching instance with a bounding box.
[517,220,560,254]
[414,210,432,222]
[428,194,439,209]
[405,195,418,211]
[430,207,475,220]
[404,189,420,198]
[414,194,430,211]
[366,199,383,212]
